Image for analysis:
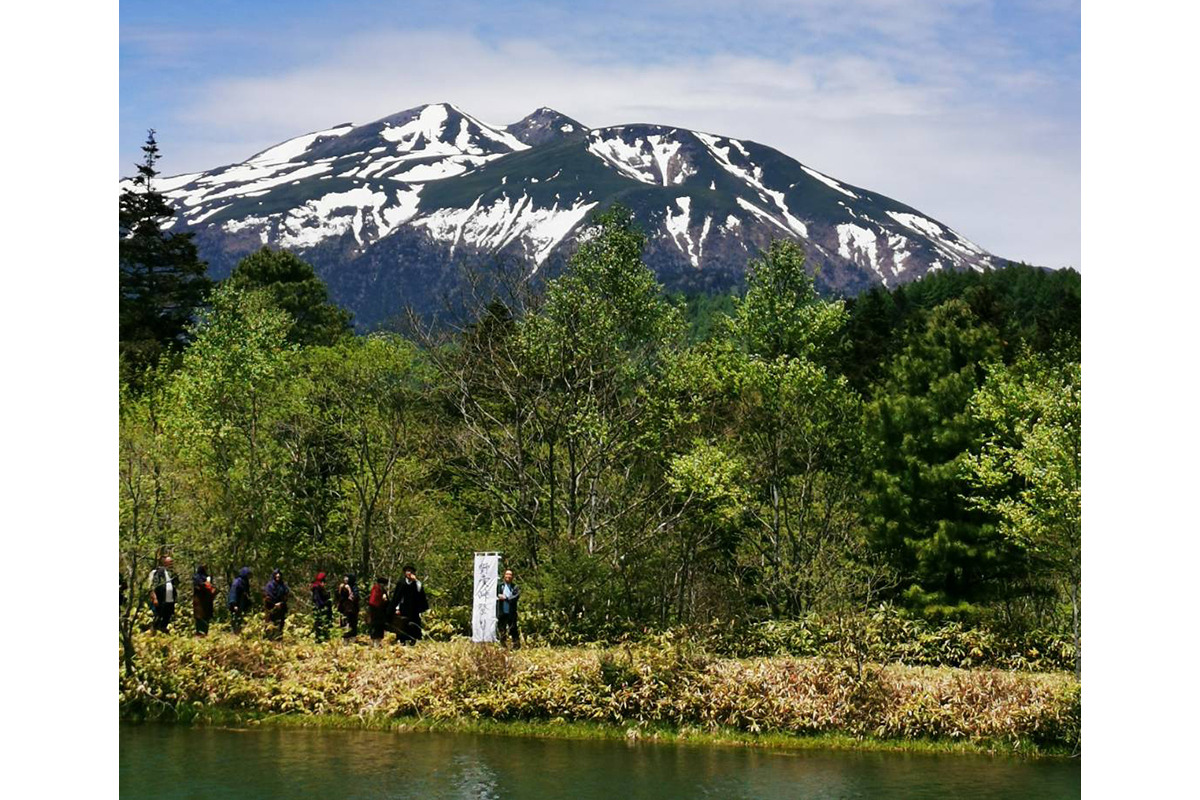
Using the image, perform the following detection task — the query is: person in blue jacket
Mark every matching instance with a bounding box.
[263,569,289,640]
[228,567,252,633]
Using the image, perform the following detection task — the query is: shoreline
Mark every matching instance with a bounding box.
[123,707,1078,759]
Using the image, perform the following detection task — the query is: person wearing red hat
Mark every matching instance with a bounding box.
[311,572,332,643]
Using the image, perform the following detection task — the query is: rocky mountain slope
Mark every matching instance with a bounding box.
[136,102,1010,327]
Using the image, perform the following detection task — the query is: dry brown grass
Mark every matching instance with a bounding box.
[120,633,1079,751]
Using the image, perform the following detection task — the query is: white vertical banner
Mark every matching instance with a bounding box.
[472,552,501,642]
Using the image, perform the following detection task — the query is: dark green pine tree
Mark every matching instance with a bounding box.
[226,247,354,346]
[120,130,212,382]
[863,299,1025,617]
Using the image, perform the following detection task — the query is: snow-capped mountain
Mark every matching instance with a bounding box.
[135,102,1010,326]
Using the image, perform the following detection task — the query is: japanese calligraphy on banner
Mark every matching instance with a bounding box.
[472,552,501,642]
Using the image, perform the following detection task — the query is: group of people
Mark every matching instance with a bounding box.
[141,557,434,645]
[347,567,431,645]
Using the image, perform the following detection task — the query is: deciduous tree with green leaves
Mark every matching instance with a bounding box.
[722,241,864,615]
[119,373,182,674]
[299,334,434,578]
[964,351,1081,672]
[519,207,683,558]
[164,284,296,576]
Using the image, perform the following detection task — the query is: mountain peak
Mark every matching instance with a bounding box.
[146,101,1006,328]
[506,107,588,146]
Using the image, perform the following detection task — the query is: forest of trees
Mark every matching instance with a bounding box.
[120,138,1081,666]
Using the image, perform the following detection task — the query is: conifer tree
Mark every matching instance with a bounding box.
[863,300,1020,616]
[226,247,353,346]
[119,130,212,383]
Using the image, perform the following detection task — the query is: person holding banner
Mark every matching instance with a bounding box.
[496,569,521,649]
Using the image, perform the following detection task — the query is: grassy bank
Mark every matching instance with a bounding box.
[119,632,1079,756]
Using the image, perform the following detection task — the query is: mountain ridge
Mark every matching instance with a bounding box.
[127,102,1014,327]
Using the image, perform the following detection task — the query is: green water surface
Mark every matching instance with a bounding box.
[120,723,1079,799]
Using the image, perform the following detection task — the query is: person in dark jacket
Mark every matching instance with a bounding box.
[228,567,252,633]
[336,573,360,641]
[192,565,216,636]
[147,556,177,633]
[311,572,333,642]
[263,569,289,640]
[367,577,389,644]
[393,565,429,645]
[495,568,521,649]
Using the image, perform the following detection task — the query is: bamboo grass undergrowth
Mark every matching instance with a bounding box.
[120,633,1079,758]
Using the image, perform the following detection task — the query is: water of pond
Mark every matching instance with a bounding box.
[120,723,1079,799]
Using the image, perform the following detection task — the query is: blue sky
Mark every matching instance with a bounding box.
[120,0,1080,267]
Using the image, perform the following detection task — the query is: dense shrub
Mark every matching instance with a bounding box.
[672,606,1076,673]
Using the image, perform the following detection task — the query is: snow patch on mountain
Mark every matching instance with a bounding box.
[647,134,695,186]
[886,233,911,274]
[413,194,597,267]
[248,124,353,166]
[887,211,987,269]
[837,223,883,283]
[380,187,424,231]
[801,165,858,199]
[190,204,231,225]
[375,105,529,174]
[188,163,334,208]
[388,160,473,182]
[586,132,657,185]
[697,132,807,237]
[151,172,203,194]
[736,197,793,236]
[380,104,451,148]
[276,186,390,248]
[664,196,706,267]
[222,215,273,245]
[523,200,599,268]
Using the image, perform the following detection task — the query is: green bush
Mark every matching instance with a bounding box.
[691,606,1075,672]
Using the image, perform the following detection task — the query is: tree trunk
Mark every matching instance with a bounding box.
[361,513,372,581]
[1071,580,1080,679]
